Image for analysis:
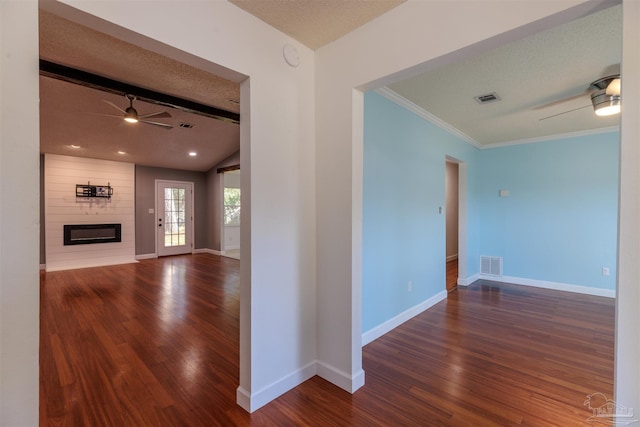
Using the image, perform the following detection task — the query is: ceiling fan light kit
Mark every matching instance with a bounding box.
[124,107,139,123]
[590,75,621,117]
[102,94,173,129]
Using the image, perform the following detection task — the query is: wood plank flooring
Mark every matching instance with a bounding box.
[446,259,458,292]
[41,254,614,426]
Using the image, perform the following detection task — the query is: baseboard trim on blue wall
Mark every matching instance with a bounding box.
[236,361,316,413]
[477,274,615,298]
[362,290,447,346]
[458,273,480,286]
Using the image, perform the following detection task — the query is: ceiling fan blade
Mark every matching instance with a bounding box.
[532,92,591,111]
[539,104,592,121]
[102,99,126,114]
[139,111,171,119]
[140,119,173,129]
[86,112,125,119]
[606,78,621,96]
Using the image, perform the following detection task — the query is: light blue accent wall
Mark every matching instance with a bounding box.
[362,92,480,333]
[478,132,619,289]
[363,91,620,335]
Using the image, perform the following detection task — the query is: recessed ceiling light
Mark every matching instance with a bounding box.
[117,150,127,155]
[69,145,81,149]
[188,152,197,157]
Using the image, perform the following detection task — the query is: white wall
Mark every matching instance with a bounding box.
[0,1,40,425]
[41,0,317,412]
[44,154,135,271]
[616,0,640,413]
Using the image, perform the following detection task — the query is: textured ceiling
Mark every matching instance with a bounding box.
[39,10,241,172]
[388,5,622,147]
[229,0,406,50]
[39,10,241,112]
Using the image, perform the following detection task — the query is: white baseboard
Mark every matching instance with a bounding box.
[45,256,138,272]
[446,254,458,262]
[458,273,480,287]
[362,290,447,346]
[135,253,157,260]
[477,274,615,298]
[316,360,365,393]
[194,248,221,256]
[236,361,316,413]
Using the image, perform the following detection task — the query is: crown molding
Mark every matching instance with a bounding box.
[374,88,620,151]
[374,87,481,149]
[482,126,620,149]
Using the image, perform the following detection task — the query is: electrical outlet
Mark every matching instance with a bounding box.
[408,281,412,292]
[602,267,610,276]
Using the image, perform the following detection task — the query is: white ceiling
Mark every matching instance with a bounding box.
[39,2,622,171]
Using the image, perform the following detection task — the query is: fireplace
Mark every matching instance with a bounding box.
[63,224,122,245]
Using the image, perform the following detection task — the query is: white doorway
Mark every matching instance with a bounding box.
[445,160,459,292]
[221,169,241,260]
[445,156,466,291]
[156,180,194,257]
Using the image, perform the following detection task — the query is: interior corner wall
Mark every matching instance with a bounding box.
[135,165,208,256]
[40,154,46,265]
[477,131,619,291]
[362,91,479,334]
[206,150,240,251]
[0,1,40,425]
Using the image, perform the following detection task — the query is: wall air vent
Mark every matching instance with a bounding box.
[474,92,501,104]
[178,122,194,129]
[480,256,503,276]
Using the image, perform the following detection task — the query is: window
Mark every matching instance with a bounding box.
[224,187,241,226]
[164,187,186,246]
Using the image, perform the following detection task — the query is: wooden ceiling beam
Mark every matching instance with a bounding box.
[39,59,240,124]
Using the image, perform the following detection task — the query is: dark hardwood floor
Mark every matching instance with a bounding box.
[41,254,614,426]
[446,259,458,292]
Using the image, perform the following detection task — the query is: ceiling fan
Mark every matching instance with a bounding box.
[101,94,174,129]
[538,74,621,121]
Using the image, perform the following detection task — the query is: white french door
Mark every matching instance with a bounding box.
[156,180,193,257]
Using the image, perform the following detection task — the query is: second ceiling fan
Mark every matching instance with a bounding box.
[538,74,621,121]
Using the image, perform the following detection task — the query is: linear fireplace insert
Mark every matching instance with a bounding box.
[63,224,122,245]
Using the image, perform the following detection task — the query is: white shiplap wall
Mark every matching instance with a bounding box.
[44,154,136,271]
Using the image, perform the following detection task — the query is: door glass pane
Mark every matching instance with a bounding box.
[164,188,186,247]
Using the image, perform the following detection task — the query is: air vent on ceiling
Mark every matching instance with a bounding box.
[474,92,501,104]
[480,256,503,276]
[178,122,194,129]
